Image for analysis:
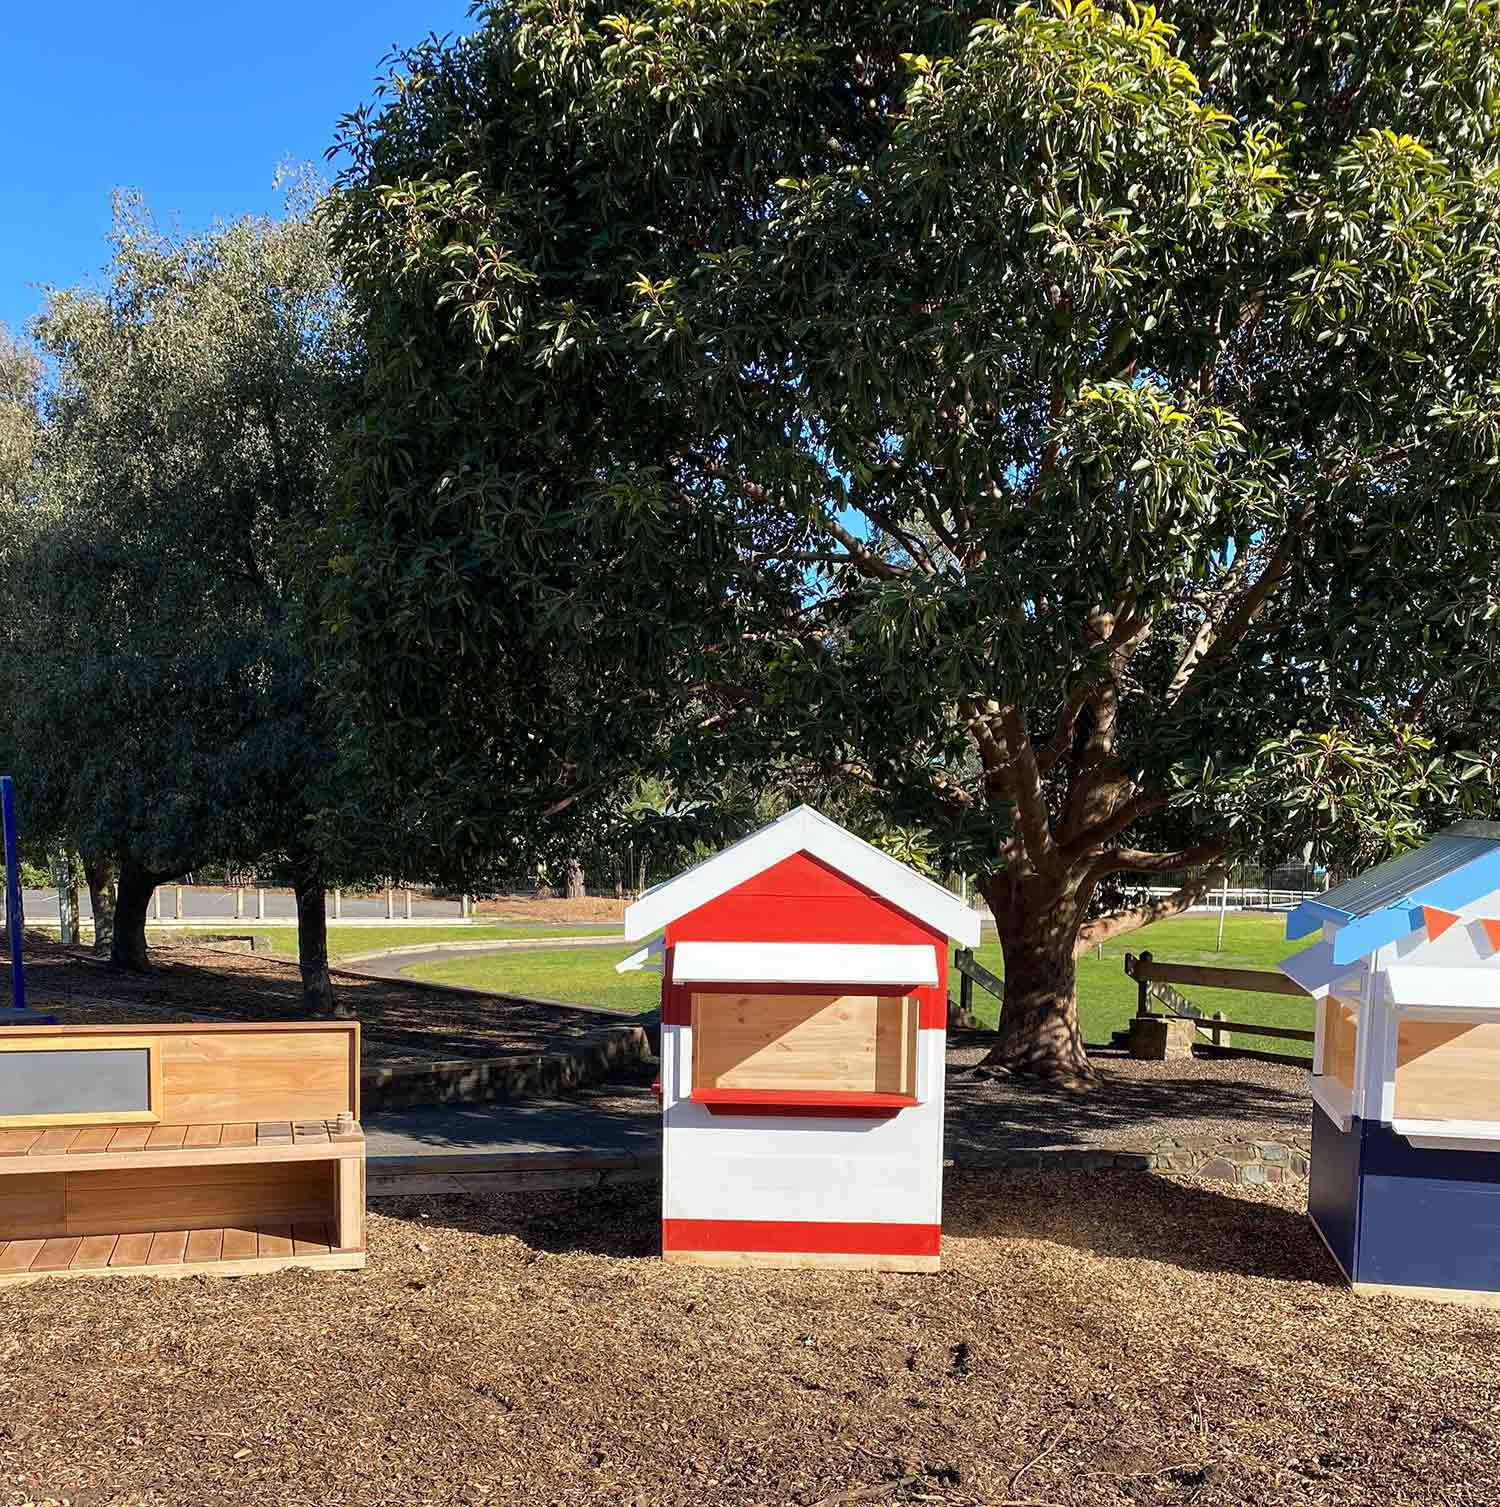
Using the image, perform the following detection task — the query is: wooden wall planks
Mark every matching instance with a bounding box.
[1395,1019,1500,1123]
[691,993,918,1095]
[63,1161,335,1238]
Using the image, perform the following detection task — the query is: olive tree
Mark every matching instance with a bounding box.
[3,186,363,1010]
[330,0,1500,1079]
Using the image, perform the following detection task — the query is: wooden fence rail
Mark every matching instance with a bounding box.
[1123,950,1314,1059]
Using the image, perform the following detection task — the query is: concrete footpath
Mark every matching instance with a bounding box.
[365,1086,661,1198]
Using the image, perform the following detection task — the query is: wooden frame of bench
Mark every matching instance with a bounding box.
[0,1022,365,1286]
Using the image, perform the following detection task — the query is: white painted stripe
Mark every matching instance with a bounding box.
[670,941,937,986]
[1384,965,1500,1008]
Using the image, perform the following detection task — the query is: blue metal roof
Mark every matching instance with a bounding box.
[1285,823,1500,965]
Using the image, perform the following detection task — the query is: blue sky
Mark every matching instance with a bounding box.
[1,1,476,337]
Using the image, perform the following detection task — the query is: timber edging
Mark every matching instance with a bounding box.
[366,1129,1312,1198]
[361,1022,652,1113]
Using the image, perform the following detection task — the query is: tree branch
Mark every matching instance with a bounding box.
[1000,703,1062,877]
[1084,840,1227,882]
[1074,864,1231,954]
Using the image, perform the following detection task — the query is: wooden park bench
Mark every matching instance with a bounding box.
[0,1021,365,1285]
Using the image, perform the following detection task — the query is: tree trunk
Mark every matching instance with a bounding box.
[111,859,155,972]
[979,886,1095,1084]
[565,856,586,901]
[292,853,346,1019]
[83,854,117,954]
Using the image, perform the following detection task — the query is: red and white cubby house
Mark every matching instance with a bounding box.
[619,806,981,1271]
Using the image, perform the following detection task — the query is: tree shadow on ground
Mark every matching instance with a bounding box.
[944,1046,1310,1158]
[385,1165,1340,1288]
[17,937,639,1065]
[381,1180,663,1260]
[945,1166,1341,1287]
[363,1082,658,1155]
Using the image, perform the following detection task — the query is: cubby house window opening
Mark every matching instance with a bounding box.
[1387,1008,1500,1146]
[1311,996,1360,1131]
[689,991,920,1115]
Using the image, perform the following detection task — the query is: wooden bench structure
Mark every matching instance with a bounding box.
[0,1022,365,1285]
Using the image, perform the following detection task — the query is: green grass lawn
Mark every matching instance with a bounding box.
[248,924,613,961]
[404,911,1317,1059]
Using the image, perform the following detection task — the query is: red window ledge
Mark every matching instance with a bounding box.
[690,1089,919,1119]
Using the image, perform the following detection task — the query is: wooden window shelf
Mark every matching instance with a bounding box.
[0,1222,364,1287]
[691,1089,919,1118]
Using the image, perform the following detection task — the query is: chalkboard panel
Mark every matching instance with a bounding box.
[0,1047,152,1119]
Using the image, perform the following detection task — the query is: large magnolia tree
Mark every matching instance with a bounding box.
[331,0,1500,1079]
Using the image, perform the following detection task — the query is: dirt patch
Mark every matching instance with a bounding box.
[471,894,626,922]
[2,1171,1494,1507]
[13,937,628,1068]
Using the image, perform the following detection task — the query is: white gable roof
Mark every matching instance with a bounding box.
[623,805,982,945]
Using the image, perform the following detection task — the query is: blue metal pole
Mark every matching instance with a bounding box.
[2,775,25,1011]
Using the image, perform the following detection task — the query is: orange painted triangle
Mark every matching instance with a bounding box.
[1481,918,1500,953]
[1422,906,1461,942]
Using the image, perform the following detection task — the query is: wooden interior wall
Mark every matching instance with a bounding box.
[692,994,917,1095]
[1324,997,1359,1092]
[1395,1018,1500,1123]
[0,1163,334,1241]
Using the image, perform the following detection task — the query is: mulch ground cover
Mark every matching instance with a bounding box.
[3,1171,1496,1507]
[12,936,626,1068]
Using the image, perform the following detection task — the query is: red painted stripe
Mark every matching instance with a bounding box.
[663,1218,941,1257]
[691,1088,917,1118]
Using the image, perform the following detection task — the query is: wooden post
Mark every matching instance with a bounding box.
[234,886,244,920]
[461,892,471,919]
[957,949,974,1020]
[256,887,265,920]
[384,885,394,921]
[1211,1009,1225,1047]
[333,888,342,920]
[1136,951,1152,1017]
[151,887,161,922]
[403,888,412,921]
[174,884,183,921]
[336,1156,365,1252]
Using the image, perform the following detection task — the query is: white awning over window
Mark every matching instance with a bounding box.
[1278,940,1360,1000]
[1384,965,1500,1010]
[670,941,938,987]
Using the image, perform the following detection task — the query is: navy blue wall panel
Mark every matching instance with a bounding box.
[1308,1102,1361,1280]
[1355,1124,1500,1292]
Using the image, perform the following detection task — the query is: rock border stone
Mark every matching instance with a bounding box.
[953,1134,1311,1185]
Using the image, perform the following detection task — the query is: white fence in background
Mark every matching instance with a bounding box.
[959,884,1325,914]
